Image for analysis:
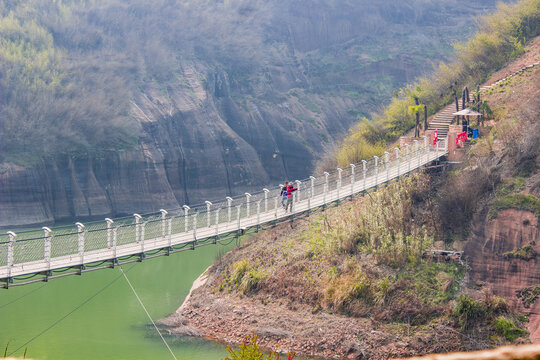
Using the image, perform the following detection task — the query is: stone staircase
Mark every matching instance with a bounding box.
[427,99,462,139]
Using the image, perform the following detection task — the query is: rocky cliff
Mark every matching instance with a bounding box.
[0,0,503,227]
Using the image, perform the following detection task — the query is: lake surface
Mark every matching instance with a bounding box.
[0,243,235,360]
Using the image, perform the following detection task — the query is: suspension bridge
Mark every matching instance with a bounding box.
[0,137,448,288]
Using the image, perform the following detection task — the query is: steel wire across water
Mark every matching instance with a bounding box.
[0,137,447,279]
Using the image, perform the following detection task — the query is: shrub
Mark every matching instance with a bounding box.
[493,316,527,341]
[454,294,487,330]
[225,333,295,360]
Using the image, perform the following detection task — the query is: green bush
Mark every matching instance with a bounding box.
[225,334,295,360]
[493,316,527,341]
[454,294,487,330]
[490,193,540,220]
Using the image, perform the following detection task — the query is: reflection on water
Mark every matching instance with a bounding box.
[0,244,234,360]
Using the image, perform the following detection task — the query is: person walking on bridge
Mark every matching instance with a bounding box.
[285,183,297,213]
[280,182,288,208]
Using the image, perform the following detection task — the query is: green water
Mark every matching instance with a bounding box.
[0,244,235,360]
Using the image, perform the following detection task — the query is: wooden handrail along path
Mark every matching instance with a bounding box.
[0,137,448,288]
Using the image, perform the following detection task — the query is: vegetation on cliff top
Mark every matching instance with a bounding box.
[333,0,540,167]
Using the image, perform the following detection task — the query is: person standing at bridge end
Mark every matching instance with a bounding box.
[285,183,297,213]
[281,182,288,208]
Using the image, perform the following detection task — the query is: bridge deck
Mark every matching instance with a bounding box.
[0,139,447,286]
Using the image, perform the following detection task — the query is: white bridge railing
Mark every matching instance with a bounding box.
[0,137,447,285]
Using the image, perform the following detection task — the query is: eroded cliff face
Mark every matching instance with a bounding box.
[0,61,358,226]
[465,209,540,342]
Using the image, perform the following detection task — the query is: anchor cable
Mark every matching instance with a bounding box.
[118,265,178,360]
[7,264,136,357]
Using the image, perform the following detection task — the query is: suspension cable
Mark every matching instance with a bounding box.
[118,265,178,360]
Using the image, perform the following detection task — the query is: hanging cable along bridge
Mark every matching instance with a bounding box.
[0,137,448,288]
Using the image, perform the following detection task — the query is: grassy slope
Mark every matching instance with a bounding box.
[197,28,540,360]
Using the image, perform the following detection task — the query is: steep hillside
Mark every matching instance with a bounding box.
[0,0,504,226]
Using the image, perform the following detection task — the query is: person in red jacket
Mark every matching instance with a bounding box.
[285,183,297,213]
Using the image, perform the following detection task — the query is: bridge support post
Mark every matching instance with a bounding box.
[193,213,198,242]
[385,151,390,183]
[215,208,220,238]
[237,205,242,231]
[263,189,269,212]
[395,148,400,179]
[43,227,52,271]
[350,164,355,198]
[7,232,16,278]
[414,140,420,169]
[134,214,142,243]
[167,218,172,248]
[112,227,118,260]
[310,176,315,199]
[323,172,329,207]
[226,197,233,223]
[76,222,85,265]
[105,218,113,248]
[405,144,410,173]
[256,201,261,232]
[160,209,168,238]
[362,160,367,191]
[205,201,212,228]
[183,205,190,233]
[337,168,342,202]
[374,156,379,187]
[140,222,146,255]
[423,136,428,164]
[245,193,251,217]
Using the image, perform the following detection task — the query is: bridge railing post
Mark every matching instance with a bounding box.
[362,160,367,191]
[76,222,85,265]
[256,201,261,231]
[140,221,146,253]
[395,148,400,178]
[436,137,440,160]
[292,192,296,213]
[193,213,198,242]
[414,140,420,169]
[226,197,233,223]
[215,208,220,236]
[350,164,355,197]
[405,143,410,173]
[205,201,212,228]
[337,168,342,200]
[43,227,52,270]
[385,151,390,182]
[236,205,242,231]
[160,209,168,238]
[183,205,190,233]
[374,155,379,187]
[323,172,329,205]
[167,218,172,248]
[7,231,16,277]
[295,180,301,202]
[310,176,315,199]
[112,226,118,259]
[263,189,269,212]
[245,193,251,217]
[134,214,142,243]
[423,135,428,164]
[105,218,113,248]
[274,197,278,218]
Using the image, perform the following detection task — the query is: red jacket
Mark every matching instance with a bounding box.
[286,185,297,198]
